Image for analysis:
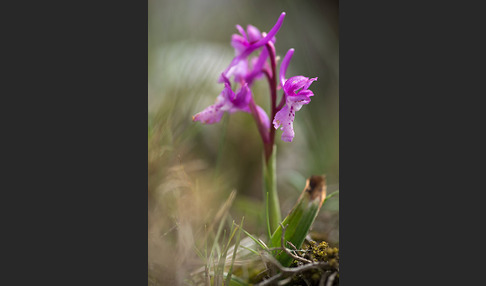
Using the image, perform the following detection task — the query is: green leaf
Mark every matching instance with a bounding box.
[225,217,244,286]
[268,175,327,267]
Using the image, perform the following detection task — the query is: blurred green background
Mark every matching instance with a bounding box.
[148,0,338,283]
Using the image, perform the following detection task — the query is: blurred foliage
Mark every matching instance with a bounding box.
[148,0,338,284]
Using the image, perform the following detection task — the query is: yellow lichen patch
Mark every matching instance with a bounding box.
[301,240,339,264]
[286,239,340,285]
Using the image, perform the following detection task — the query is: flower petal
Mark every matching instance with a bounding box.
[225,59,248,83]
[231,83,251,110]
[245,48,268,84]
[303,77,318,90]
[256,105,270,131]
[193,94,232,124]
[287,97,310,112]
[283,76,309,95]
[279,48,294,86]
[235,24,247,39]
[231,34,248,55]
[273,104,295,142]
[253,12,286,48]
[295,89,314,98]
[246,25,262,43]
[288,93,312,104]
[221,80,235,101]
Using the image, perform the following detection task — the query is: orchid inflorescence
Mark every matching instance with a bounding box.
[193,12,317,161]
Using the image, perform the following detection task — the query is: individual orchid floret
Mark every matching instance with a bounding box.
[193,75,270,131]
[192,75,249,124]
[233,12,284,59]
[220,12,286,83]
[273,76,318,142]
[225,45,271,86]
[231,25,264,56]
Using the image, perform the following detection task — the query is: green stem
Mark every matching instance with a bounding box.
[263,144,281,235]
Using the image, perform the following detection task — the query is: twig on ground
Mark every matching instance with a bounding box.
[279,223,313,264]
[318,270,329,286]
[277,276,293,285]
[286,241,298,251]
[254,223,338,285]
[257,272,283,286]
[265,253,336,274]
[326,272,337,286]
[266,247,306,253]
[255,253,336,285]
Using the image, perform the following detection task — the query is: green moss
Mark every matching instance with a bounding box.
[247,239,339,285]
[300,240,339,265]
